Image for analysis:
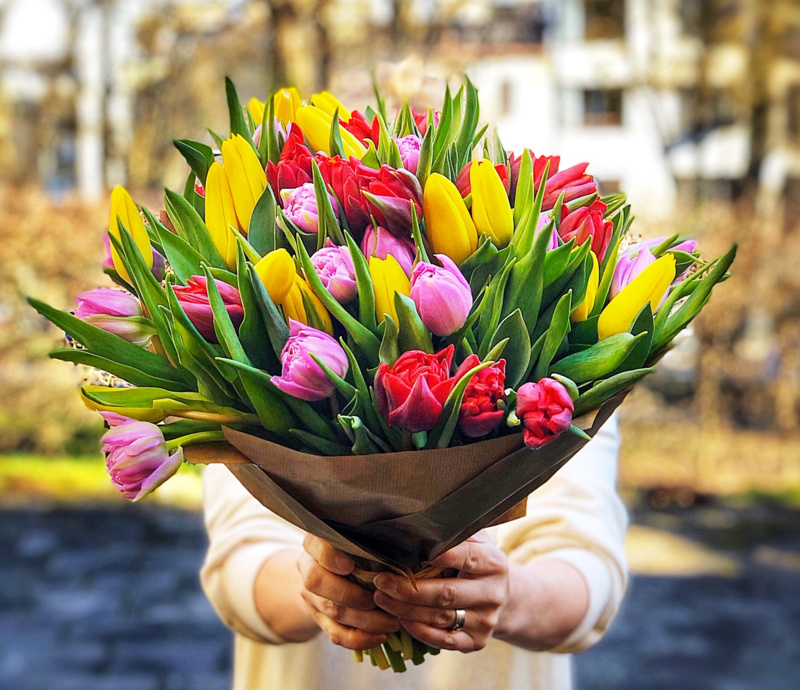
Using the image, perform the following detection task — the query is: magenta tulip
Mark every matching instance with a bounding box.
[409,255,473,337]
[280,182,339,234]
[361,225,416,277]
[310,245,357,303]
[101,413,183,501]
[395,134,422,174]
[272,320,349,401]
[516,379,574,449]
[173,276,244,344]
[75,288,155,346]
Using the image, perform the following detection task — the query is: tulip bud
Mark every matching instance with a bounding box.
[248,97,265,126]
[310,91,352,122]
[280,182,338,234]
[598,254,676,340]
[458,357,506,438]
[361,225,416,277]
[283,275,334,335]
[410,255,473,337]
[571,252,599,323]
[108,186,153,284]
[610,246,657,299]
[220,134,267,232]
[295,105,366,158]
[275,87,302,125]
[516,379,574,449]
[470,160,514,248]
[422,173,478,266]
[173,276,244,343]
[395,134,422,174]
[272,320,349,402]
[559,200,612,262]
[205,161,239,270]
[311,245,357,303]
[255,248,296,305]
[101,413,184,501]
[369,255,411,326]
[75,288,155,346]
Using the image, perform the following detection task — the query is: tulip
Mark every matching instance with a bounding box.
[470,160,514,248]
[255,248,296,305]
[559,200,612,262]
[220,134,267,232]
[173,275,245,343]
[456,160,510,198]
[458,357,506,438]
[361,225,417,277]
[317,155,374,233]
[571,252,599,322]
[248,97,266,126]
[204,161,239,269]
[363,166,423,237]
[369,255,411,325]
[395,135,422,174]
[610,246,657,299]
[412,108,439,136]
[626,236,697,257]
[275,87,302,125]
[410,255,473,337]
[375,345,468,433]
[103,235,165,281]
[267,124,315,197]
[272,320,349,402]
[75,288,155,346]
[295,105,366,158]
[344,110,378,145]
[283,275,334,335]
[516,379,574,449]
[108,186,153,284]
[280,182,338,234]
[598,254,676,340]
[101,413,184,501]
[423,173,479,265]
[508,150,597,211]
[535,213,559,251]
[311,245,357,304]
[310,91,351,122]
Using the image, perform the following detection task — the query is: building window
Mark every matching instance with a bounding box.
[584,0,625,40]
[583,89,623,126]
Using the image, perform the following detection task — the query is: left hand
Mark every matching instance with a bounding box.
[373,530,509,652]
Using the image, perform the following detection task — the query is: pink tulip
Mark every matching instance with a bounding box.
[536,213,559,251]
[311,245,357,303]
[75,288,155,346]
[516,379,574,449]
[394,135,422,174]
[409,255,473,337]
[173,276,244,344]
[280,182,339,234]
[101,413,183,501]
[361,225,416,277]
[610,246,658,299]
[272,320,349,402]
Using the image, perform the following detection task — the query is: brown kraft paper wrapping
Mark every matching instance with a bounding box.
[186,393,625,574]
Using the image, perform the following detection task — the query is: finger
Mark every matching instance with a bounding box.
[373,573,504,610]
[298,553,375,611]
[310,609,388,651]
[303,534,354,576]
[301,590,400,634]
[398,619,481,653]
[430,537,505,576]
[373,591,465,630]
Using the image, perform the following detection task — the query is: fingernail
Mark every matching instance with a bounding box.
[374,574,391,591]
[333,556,353,575]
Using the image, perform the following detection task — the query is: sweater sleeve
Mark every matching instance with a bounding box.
[200,464,305,644]
[495,415,628,653]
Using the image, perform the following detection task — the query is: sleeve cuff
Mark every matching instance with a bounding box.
[537,548,613,653]
[221,542,299,644]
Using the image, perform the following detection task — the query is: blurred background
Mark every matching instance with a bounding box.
[1,0,799,688]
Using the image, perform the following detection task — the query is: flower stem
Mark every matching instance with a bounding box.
[166,430,227,451]
[171,410,261,425]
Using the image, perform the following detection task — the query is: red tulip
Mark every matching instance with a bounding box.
[559,199,612,261]
[363,166,423,237]
[266,124,314,197]
[342,110,378,146]
[458,357,506,438]
[316,155,375,234]
[375,345,472,433]
[508,151,597,212]
[516,379,574,449]
[173,276,244,344]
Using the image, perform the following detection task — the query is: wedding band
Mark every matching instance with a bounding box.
[451,608,467,631]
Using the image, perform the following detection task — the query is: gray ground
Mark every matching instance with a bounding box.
[1,499,799,690]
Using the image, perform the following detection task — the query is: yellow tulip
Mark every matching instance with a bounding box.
[255,249,296,305]
[248,97,265,126]
[470,160,513,248]
[205,162,239,270]
[598,254,676,340]
[220,134,267,232]
[422,173,479,265]
[108,186,152,284]
[275,87,301,125]
[295,105,366,158]
[310,91,351,122]
[369,255,411,325]
[283,275,333,334]
[571,252,599,323]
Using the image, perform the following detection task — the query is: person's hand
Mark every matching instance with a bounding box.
[299,534,401,650]
[372,531,509,653]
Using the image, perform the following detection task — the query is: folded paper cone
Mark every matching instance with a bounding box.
[186,392,625,572]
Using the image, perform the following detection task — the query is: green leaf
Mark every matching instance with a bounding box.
[344,231,378,334]
[573,368,654,417]
[290,429,351,456]
[410,205,430,265]
[478,257,516,358]
[489,309,530,388]
[394,293,434,354]
[49,349,184,390]
[225,76,256,149]
[590,235,623,318]
[511,159,549,255]
[164,189,225,268]
[311,159,345,247]
[534,291,572,380]
[143,208,205,284]
[248,187,280,256]
[416,120,435,189]
[246,263,290,359]
[613,303,654,373]
[541,240,591,308]
[454,78,480,171]
[549,332,646,384]
[173,139,214,186]
[551,373,580,401]
[484,337,509,363]
[513,149,533,226]
[379,314,400,366]
[310,353,356,400]
[236,245,277,371]
[328,108,346,158]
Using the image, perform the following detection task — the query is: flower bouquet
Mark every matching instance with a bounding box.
[30,78,735,671]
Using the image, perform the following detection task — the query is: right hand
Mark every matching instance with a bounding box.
[299,534,401,650]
